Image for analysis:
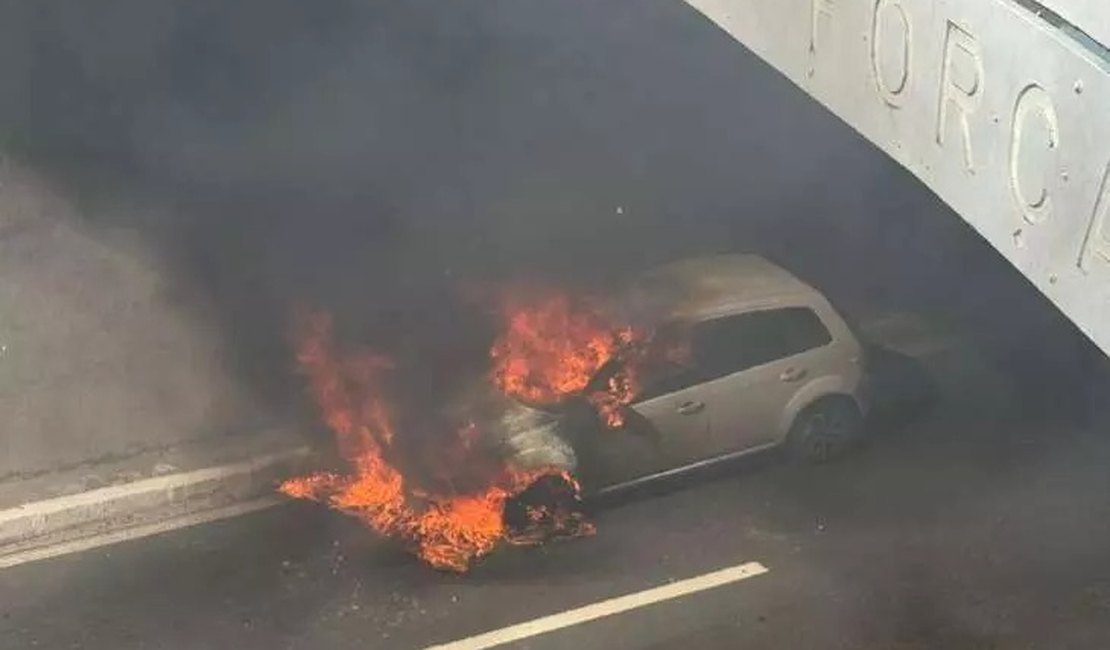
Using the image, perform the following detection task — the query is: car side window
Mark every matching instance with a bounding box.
[632,308,831,402]
[692,307,831,383]
[778,307,834,354]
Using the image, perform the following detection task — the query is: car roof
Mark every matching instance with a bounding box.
[626,254,821,321]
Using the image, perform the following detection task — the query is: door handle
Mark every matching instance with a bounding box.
[779,367,808,383]
[676,400,705,415]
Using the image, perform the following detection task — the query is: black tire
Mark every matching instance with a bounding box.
[503,474,592,545]
[786,396,864,463]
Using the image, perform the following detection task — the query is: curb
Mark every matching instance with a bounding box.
[0,446,312,568]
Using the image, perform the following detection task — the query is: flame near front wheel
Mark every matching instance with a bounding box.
[278,312,579,573]
[279,288,659,572]
[503,472,596,547]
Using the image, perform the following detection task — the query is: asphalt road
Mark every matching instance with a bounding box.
[3,345,1110,650]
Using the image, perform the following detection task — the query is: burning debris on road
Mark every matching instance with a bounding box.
[280,289,669,572]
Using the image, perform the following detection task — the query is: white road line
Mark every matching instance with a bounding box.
[0,447,307,530]
[424,561,770,650]
[0,496,283,569]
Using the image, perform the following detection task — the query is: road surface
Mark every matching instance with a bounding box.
[2,341,1109,650]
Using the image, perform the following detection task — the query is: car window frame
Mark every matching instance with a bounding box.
[631,302,836,404]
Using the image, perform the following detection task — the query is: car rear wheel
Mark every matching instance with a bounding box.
[786,397,863,463]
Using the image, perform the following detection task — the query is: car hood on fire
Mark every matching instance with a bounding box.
[442,384,578,475]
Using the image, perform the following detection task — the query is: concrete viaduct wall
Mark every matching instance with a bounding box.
[683,0,1110,355]
[0,160,261,480]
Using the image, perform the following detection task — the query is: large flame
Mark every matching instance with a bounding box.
[490,292,647,427]
[281,290,660,572]
[279,313,586,573]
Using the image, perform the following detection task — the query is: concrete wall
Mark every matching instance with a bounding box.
[682,0,1110,356]
[0,160,262,479]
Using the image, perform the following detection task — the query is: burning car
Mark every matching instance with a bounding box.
[495,254,870,495]
[281,254,870,571]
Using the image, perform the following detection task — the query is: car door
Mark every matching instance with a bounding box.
[579,363,712,488]
[692,306,836,457]
[597,310,811,477]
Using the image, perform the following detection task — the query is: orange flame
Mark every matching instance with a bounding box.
[490,292,648,426]
[279,313,581,573]
[280,289,663,572]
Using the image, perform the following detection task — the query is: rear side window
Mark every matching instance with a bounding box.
[693,307,831,382]
[634,307,831,401]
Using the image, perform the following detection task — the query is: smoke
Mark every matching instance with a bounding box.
[2,0,1108,642]
[0,1,835,409]
[0,0,1101,420]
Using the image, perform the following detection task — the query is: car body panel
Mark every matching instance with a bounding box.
[497,255,869,493]
[629,281,864,456]
[626,383,712,473]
